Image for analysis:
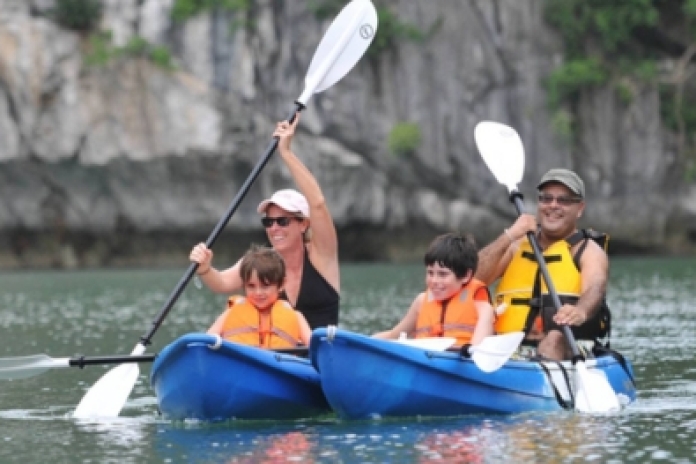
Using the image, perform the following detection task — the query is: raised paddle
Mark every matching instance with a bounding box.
[474,120,621,413]
[72,0,378,419]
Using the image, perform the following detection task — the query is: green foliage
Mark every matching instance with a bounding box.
[307,0,344,20]
[544,0,696,178]
[550,109,574,142]
[51,0,103,32]
[122,36,149,55]
[171,0,250,22]
[84,32,114,66]
[547,58,608,107]
[543,0,661,110]
[615,80,635,105]
[544,0,658,57]
[686,0,696,18]
[626,59,658,80]
[149,46,174,69]
[368,6,424,57]
[84,32,174,70]
[660,85,696,134]
[388,122,421,157]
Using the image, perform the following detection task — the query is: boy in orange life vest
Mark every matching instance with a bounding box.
[207,245,312,348]
[373,232,495,347]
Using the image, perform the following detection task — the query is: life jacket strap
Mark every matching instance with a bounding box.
[221,326,257,338]
[270,327,301,347]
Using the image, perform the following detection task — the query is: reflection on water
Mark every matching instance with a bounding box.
[0,258,695,463]
[154,412,678,463]
[158,424,319,463]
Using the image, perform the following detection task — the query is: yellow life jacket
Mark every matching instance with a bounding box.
[494,230,611,341]
[414,279,490,346]
[220,295,302,349]
[494,239,580,334]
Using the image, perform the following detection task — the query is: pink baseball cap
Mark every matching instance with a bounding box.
[257,189,310,218]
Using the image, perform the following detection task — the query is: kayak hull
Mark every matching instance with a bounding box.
[310,328,636,419]
[151,333,330,421]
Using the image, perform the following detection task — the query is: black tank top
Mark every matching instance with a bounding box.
[280,249,340,329]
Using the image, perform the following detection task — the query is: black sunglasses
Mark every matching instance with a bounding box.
[537,193,582,206]
[261,216,301,228]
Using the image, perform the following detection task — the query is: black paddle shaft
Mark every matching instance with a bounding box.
[140,103,305,347]
[66,346,308,369]
[69,354,157,368]
[509,191,583,361]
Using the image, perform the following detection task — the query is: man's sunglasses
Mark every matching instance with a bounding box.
[537,193,582,206]
[261,216,302,228]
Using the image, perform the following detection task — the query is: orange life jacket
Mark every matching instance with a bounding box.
[220,295,302,349]
[414,279,489,346]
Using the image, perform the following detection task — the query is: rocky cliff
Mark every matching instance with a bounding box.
[1,0,694,269]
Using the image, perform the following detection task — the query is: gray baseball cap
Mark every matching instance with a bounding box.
[537,168,585,198]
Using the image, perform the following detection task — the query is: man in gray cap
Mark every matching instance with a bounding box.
[475,168,611,361]
[537,168,585,198]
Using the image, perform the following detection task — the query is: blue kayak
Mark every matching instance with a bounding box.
[150,333,330,421]
[310,328,636,419]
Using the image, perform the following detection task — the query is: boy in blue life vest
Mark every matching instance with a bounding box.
[373,232,496,347]
[207,245,311,348]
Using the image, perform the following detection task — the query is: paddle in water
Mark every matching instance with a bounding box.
[71,0,378,419]
[0,346,313,382]
[0,354,156,381]
[473,120,621,413]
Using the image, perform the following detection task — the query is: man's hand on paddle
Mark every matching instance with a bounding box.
[553,303,587,326]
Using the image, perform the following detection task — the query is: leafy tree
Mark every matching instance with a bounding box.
[544,0,696,175]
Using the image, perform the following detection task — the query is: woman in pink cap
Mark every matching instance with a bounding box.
[190,114,340,329]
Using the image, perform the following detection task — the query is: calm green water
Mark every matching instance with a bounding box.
[0,257,695,463]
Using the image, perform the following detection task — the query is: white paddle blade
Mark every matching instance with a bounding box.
[470,331,524,373]
[297,0,378,105]
[573,362,621,413]
[0,354,70,380]
[474,121,525,193]
[394,337,457,351]
[73,344,146,419]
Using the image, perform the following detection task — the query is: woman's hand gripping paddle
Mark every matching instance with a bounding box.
[72,0,378,419]
[474,121,620,413]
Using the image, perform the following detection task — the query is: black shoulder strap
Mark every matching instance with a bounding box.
[566,229,609,250]
[566,229,610,270]
[565,230,586,247]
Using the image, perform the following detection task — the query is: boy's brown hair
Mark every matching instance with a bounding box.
[239,245,286,286]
